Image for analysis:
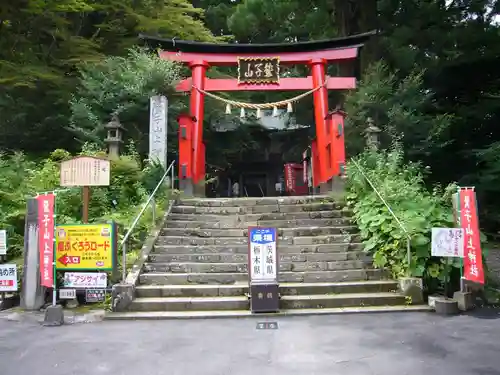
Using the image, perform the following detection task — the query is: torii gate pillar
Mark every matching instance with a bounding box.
[141,31,375,197]
[189,60,209,196]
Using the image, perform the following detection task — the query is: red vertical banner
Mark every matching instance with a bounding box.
[37,194,55,288]
[459,188,484,284]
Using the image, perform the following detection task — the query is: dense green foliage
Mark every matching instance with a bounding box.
[69,48,183,157]
[346,147,456,283]
[0,144,170,263]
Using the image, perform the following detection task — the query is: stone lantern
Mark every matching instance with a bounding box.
[104,114,125,159]
[365,117,381,150]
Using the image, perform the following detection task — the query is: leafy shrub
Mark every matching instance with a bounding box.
[345,145,457,288]
[0,143,170,264]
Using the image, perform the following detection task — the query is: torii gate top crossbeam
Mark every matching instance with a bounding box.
[138,31,376,66]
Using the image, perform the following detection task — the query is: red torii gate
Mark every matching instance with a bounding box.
[140,32,374,196]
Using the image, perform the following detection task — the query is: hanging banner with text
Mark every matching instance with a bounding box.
[459,188,485,284]
[55,223,116,271]
[431,228,464,257]
[37,194,55,288]
[248,227,278,282]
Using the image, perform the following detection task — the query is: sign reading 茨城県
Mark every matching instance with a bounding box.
[248,227,278,282]
[55,223,116,271]
[237,57,280,85]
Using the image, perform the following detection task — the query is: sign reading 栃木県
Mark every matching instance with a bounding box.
[248,227,278,282]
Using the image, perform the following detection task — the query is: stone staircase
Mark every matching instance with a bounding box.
[107,195,428,319]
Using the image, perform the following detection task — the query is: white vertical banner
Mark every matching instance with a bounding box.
[149,95,168,169]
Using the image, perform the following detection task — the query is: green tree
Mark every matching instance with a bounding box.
[0,0,214,154]
[69,48,183,158]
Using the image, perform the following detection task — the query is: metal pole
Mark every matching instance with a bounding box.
[151,197,156,225]
[406,237,411,273]
[122,241,127,283]
[171,165,174,190]
[1,255,5,305]
[82,186,90,223]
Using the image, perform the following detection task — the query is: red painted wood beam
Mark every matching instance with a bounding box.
[160,47,359,66]
[176,77,356,92]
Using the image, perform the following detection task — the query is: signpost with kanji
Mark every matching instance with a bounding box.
[55,223,117,271]
[431,228,464,258]
[431,227,465,298]
[248,227,279,313]
[59,156,111,223]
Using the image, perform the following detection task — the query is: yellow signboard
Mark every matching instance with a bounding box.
[55,223,116,271]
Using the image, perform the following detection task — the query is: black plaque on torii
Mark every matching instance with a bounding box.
[237,57,280,84]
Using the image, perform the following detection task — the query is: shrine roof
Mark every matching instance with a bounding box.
[138,31,377,54]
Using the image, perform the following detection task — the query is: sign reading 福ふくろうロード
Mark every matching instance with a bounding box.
[248,227,277,282]
[55,223,116,271]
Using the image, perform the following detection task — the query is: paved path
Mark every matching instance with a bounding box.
[1,310,500,375]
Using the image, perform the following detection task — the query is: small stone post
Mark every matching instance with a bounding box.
[365,117,381,150]
[104,115,125,159]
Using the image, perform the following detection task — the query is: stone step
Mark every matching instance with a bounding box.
[135,280,398,298]
[105,305,433,320]
[160,226,358,238]
[280,292,405,309]
[139,269,384,285]
[128,292,404,312]
[152,243,364,254]
[165,218,352,229]
[171,202,342,215]
[167,210,350,222]
[155,234,360,246]
[176,195,334,207]
[136,284,248,298]
[148,251,367,263]
[142,260,368,273]
[130,296,249,312]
